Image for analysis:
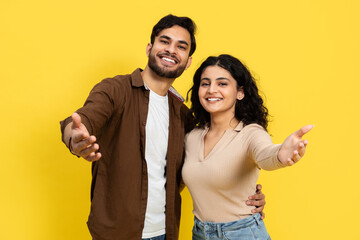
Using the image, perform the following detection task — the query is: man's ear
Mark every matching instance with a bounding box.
[185,56,192,70]
[146,43,152,57]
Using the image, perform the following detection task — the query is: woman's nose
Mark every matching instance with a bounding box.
[208,84,217,93]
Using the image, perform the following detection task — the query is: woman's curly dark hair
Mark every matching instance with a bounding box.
[187,54,269,130]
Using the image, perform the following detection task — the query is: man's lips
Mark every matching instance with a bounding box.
[162,57,176,64]
[158,53,179,64]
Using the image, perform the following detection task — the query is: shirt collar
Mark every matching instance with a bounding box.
[233,121,244,132]
[203,121,244,132]
[131,68,185,103]
[130,68,145,87]
[168,86,184,102]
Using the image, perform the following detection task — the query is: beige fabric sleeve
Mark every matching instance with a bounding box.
[247,125,287,171]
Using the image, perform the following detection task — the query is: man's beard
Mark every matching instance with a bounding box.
[148,51,187,79]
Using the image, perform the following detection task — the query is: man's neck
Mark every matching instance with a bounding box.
[141,66,176,96]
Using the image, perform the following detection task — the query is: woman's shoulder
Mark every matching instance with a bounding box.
[187,126,206,136]
[239,123,273,146]
[243,123,265,130]
[240,123,268,136]
[185,126,206,141]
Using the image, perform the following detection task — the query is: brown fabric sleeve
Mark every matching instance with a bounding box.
[60,77,126,143]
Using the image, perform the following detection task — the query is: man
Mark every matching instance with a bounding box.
[60,15,265,240]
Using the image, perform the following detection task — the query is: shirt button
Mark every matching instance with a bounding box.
[142,121,146,126]
[140,223,144,228]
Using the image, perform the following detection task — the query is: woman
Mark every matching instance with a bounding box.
[182,54,313,240]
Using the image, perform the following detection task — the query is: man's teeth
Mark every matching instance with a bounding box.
[207,98,221,101]
[162,57,176,64]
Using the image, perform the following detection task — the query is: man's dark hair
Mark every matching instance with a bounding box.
[151,14,197,56]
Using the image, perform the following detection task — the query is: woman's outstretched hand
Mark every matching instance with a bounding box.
[278,125,314,166]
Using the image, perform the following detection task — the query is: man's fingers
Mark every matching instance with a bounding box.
[68,113,100,162]
[248,192,265,200]
[71,112,82,129]
[260,211,265,220]
[246,184,266,218]
[80,143,100,158]
[72,135,97,153]
[84,152,102,162]
[246,199,265,207]
[72,131,90,143]
[251,205,264,214]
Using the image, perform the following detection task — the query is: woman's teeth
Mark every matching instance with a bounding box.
[207,98,221,101]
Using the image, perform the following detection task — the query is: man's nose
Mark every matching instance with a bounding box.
[165,43,176,54]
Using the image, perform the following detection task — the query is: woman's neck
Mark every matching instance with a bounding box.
[209,113,239,133]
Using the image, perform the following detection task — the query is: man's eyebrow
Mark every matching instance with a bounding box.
[159,35,171,40]
[178,40,189,46]
[159,35,189,46]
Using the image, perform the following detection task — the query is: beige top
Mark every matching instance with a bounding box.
[182,122,286,222]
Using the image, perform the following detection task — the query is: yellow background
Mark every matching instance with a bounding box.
[1,0,359,239]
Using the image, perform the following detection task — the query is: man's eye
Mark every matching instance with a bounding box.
[178,45,186,50]
[160,40,169,44]
[219,83,228,86]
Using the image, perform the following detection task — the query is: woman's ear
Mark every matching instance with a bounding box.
[237,86,245,100]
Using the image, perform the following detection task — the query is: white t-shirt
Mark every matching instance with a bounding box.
[141,89,169,238]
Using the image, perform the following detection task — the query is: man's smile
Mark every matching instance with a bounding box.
[158,53,179,65]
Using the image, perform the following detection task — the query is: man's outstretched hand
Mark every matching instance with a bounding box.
[69,113,101,161]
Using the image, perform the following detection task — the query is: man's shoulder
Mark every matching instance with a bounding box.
[168,87,185,103]
[101,73,132,86]
[94,69,141,92]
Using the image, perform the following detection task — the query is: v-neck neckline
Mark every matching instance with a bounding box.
[199,122,245,161]
[200,128,229,161]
